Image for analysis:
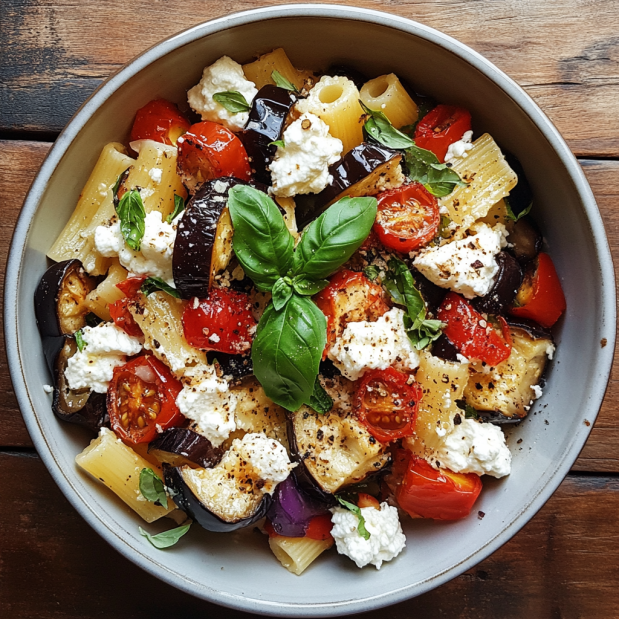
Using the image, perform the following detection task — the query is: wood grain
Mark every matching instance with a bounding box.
[1,451,617,618]
[2,0,619,156]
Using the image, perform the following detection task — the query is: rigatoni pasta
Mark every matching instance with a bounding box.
[268,536,333,575]
[360,74,418,129]
[84,260,128,321]
[243,47,313,91]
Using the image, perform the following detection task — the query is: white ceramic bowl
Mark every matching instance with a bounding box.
[5,5,616,616]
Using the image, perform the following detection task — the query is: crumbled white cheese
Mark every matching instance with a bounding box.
[64,323,143,393]
[444,130,474,163]
[531,384,543,400]
[43,384,54,394]
[234,433,294,494]
[546,343,556,360]
[148,167,163,183]
[413,223,506,299]
[330,502,406,569]
[94,211,178,286]
[432,419,511,478]
[270,113,342,197]
[456,354,470,364]
[329,307,420,381]
[187,55,258,132]
[176,364,236,447]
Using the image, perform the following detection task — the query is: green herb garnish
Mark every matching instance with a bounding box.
[141,277,181,299]
[306,377,333,415]
[213,90,251,113]
[363,265,381,281]
[360,101,416,150]
[139,523,191,549]
[269,139,286,149]
[116,189,146,251]
[404,144,467,198]
[167,194,186,224]
[271,70,298,92]
[504,196,533,222]
[84,313,102,328]
[75,330,86,352]
[139,468,168,509]
[336,496,370,540]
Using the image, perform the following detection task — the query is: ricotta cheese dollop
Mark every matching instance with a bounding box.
[175,364,236,447]
[187,55,258,132]
[413,223,507,299]
[330,502,406,569]
[329,307,420,381]
[64,323,143,393]
[444,130,474,163]
[94,210,179,287]
[270,113,343,197]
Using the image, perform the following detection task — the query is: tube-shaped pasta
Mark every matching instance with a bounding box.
[243,48,313,91]
[440,133,518,227]
[129,291,206,374]
[84,260,128,321]
[124,141,187,219]
[360,74,418,129]
[47,143,134,275]
[296,76,364,153]
[76,428,175,523]
[268,536,333,575]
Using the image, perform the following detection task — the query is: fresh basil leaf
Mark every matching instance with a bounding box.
[504,196,533,222]
[84,312,103,328]
[139,523,191,549]
[464,404,479,419]
[404,144,466,198]
[292,276,329,297]
[141,276,181,299]
[360,101,415,150]
[293,196,378,280]
[271,278,293,311]
[213,90,251,113]
[228,185,295,292]
[75,330,86,352]
[252,295,326,412]
[139,468,168,509]
[271,70,298,92]
[269,139,285,149]
[116,189,146,251]
[363,265,381,281]
[336,496,370,540]
[167,194,186,224]
[306,377,333,414]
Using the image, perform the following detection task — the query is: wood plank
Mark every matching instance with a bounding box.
[1,452,618,618]
[1,142,618,471]
[1,0,619,156]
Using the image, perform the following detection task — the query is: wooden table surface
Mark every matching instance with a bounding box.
[2,1,619,617]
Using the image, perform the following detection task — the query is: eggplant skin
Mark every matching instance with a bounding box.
[506,216,543,265]
[149,428,224,469]
[164,465,272,533]
[238,85,297,185]
[431,334,461,363]
[207,351,253,380]
[472,251,523,315]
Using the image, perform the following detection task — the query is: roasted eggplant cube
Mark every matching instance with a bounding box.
[289,406,390,496]
[238,85,297,185]
[172,177,247,299]
[472,251,523,315]
[149,428,224,469]
[295,143,404,228]
[464,326,553,419]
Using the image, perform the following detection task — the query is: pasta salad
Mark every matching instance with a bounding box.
[34,48,565,574]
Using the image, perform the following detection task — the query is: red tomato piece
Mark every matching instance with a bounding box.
[109,297,143,337]
[392,449,482,520]
[314,269,389,359]
[357,493,380,510]
[129,99,191,147]
[177,121,252,192]
[116,276,147,297]
[182,288,256,355]
[108,355,183,445]
[353,367,422,443]
[438,292,512,366]
[510,253,566,328]
[305,514,334,541]
[374,183,440,253]
[414,105,472,162]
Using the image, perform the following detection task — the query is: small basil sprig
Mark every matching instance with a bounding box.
[139,523,191,549]
[139,468,168,509]
[116,189,146,251]
[75,330,86,352]
[307,377,333,415]
[269,139,285,149]
[383,258,444,350]
[167,194,186,223]
[336,496,370,540]
[363,265,381,281]
[404,144,466,198]
[504,196,532,222]
[141,276,180,299]
[271,70,298,92]
[360,100,416,150]
[213,90,251,113]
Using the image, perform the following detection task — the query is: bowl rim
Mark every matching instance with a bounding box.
[5,4,616,616]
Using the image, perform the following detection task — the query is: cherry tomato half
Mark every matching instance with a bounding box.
[510,253,566,328]
[108,355,183,445]
[109,297,143,337]
[264,515,334,542]
[129,99,191,147]
[182,288,256,354]
[314,269,389,359]
[116,276,147,297]
[392,448,482,520]
[177,121,252,192]
[374,183,440,253]
[353,367,422,443]
[438,292,512,366]
[414,104,472,162]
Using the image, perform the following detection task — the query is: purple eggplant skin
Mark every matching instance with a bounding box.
[238,85,297,185]
[52,336,109,432]
[149,428,224,469]
[472,252,523,315]
[172,176,248,299]
[431,334,461,363]
[506,317,553,342]
[295,142,400,228]
[506,216,543,265]
[206,351,253,380]
[164,465,272,533]
[408,265,447,315]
